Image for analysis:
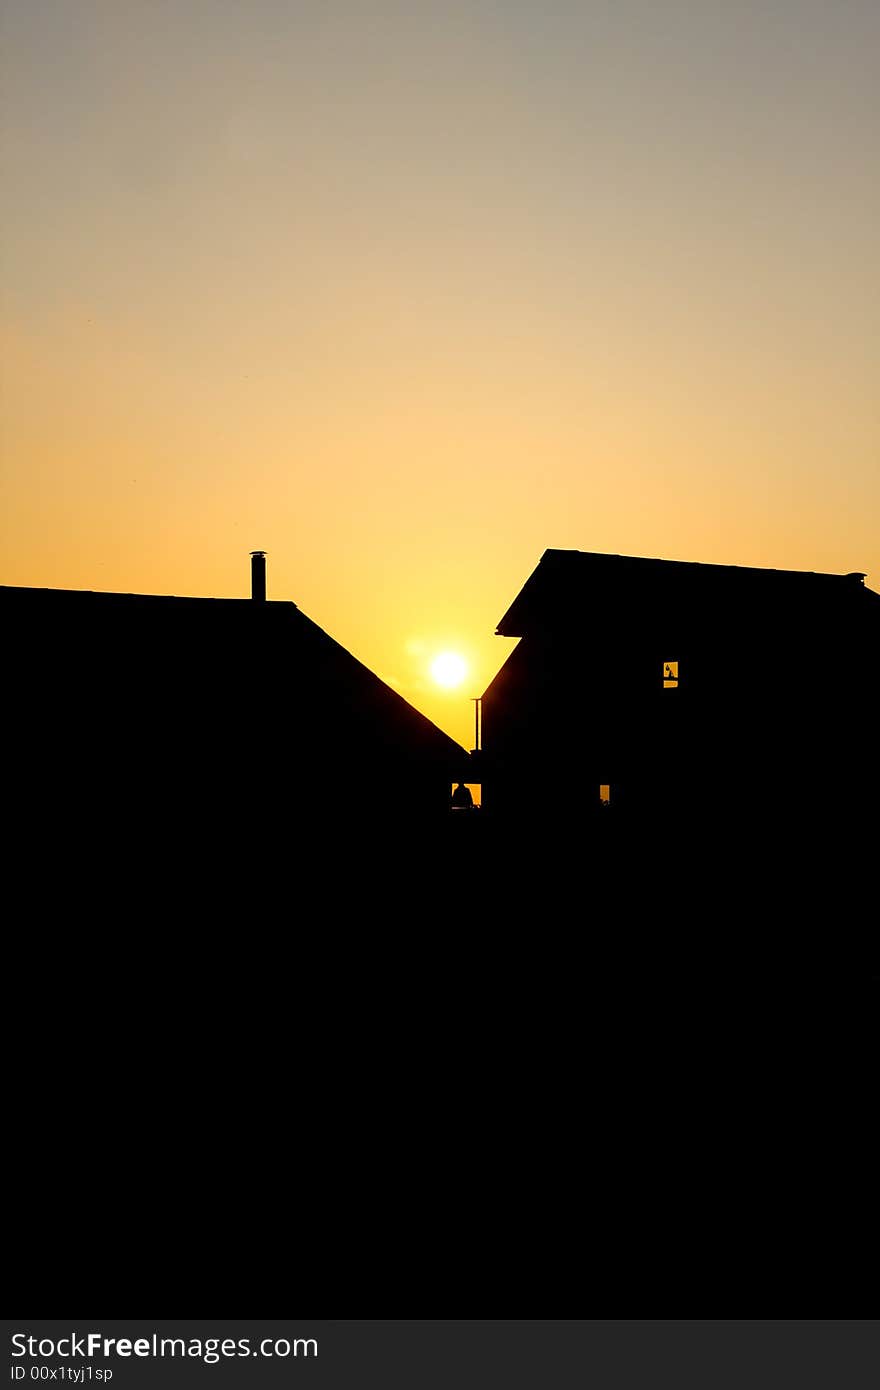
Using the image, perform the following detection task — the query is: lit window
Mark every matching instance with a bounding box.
[663,660,679,689]
[599,784,611,805]
[450,782,481,810]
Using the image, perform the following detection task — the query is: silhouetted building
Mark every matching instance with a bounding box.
[3,556,464,853]
[480,549,880,838]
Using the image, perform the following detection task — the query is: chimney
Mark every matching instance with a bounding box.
[250,551,267,602]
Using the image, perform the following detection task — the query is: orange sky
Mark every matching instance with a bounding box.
[2,0,878,749]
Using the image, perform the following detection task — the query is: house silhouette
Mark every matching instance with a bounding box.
[3,554,465,861]
[480,549,880,840]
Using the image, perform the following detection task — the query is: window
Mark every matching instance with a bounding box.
[599,784,611,805]
[663,660,679,689]
[450,782,481,810]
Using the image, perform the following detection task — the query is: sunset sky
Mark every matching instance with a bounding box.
[2,0,878,747]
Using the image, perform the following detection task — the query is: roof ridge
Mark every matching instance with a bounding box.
[0,584,299,605]
[540,548,859,580]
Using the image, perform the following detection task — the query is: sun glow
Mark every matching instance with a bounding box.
[430,651,468,688]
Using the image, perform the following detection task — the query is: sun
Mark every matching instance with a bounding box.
[430,651,468,688]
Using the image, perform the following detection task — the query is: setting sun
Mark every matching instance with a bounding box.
[430,652,468,689]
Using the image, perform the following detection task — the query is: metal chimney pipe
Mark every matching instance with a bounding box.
[250,551,267,602]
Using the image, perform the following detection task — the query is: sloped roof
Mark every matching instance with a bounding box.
[1,585,464,762]
[495,549,878,636]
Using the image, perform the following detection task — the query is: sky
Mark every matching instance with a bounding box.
[2,0,878,748]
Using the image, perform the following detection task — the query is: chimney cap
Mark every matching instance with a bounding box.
[250,549,267,557]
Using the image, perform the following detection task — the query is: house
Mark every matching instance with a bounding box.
[480,549,880,839]
[3,554,466,857]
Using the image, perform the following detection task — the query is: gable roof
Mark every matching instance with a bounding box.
[2,585,464,762]
[495,549,878,636]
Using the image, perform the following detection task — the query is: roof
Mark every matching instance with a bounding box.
[496,549,878,636]
[1,585,464,761]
